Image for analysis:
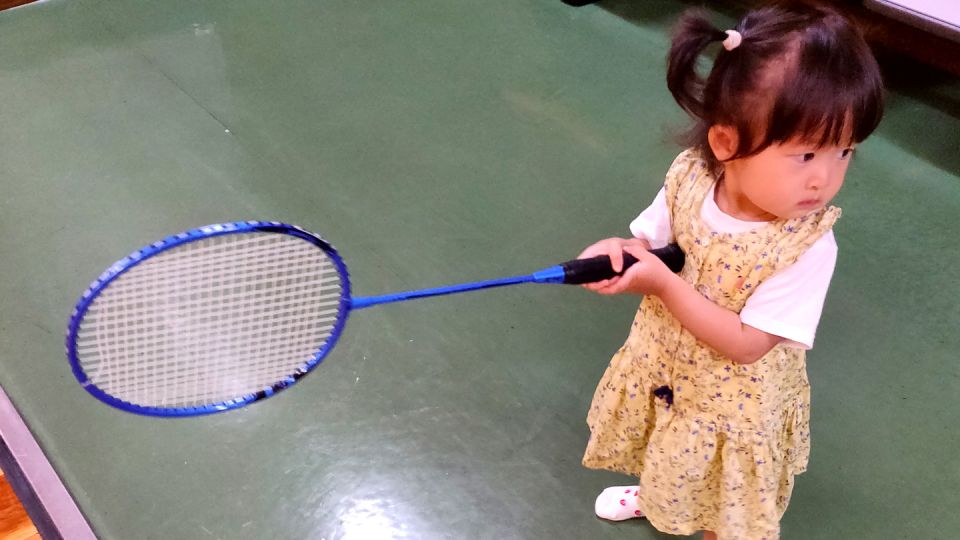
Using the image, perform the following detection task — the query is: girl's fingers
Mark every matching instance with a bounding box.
[622,244,650,261]
[609,249,624,273]
[597,276,629,295]
[582,276,620,292]
[577,249,600,261]
[578,238,626,261]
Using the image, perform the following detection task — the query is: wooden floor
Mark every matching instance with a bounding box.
[0,0,34,11]
[0,470,38,540]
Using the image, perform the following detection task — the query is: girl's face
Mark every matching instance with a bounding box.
[720,139,855,221]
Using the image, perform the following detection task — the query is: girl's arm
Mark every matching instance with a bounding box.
[578,238,782,364]
[653,271,783,364]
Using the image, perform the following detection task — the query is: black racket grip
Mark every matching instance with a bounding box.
[560,243,684,285]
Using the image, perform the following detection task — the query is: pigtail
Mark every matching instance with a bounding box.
[666,10,728,120]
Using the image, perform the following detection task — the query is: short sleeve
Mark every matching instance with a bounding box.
[740,232,838,349]
[628,187,674,249]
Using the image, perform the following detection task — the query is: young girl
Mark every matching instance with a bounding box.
[579,3,884,539]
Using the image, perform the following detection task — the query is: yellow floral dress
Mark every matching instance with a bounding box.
[582,149,840,539]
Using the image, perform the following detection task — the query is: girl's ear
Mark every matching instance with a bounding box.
[707,125,739,161]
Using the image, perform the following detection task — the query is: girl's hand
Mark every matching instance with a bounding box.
[577,237,671,296]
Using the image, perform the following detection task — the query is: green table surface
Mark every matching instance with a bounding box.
[0,0,957,538]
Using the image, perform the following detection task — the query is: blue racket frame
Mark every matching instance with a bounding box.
[65,221,354,417]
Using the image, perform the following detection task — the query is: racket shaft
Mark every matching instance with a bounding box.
[350,274,538,309]
[350,244,684,309]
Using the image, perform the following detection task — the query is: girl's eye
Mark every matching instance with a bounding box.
[796,152,815,163]
[840,148,854,159]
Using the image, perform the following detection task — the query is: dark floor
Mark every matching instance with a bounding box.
[0,0,957,538]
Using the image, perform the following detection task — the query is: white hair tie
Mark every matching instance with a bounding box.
[722,29,742,51]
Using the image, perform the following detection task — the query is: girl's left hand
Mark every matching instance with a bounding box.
[577,237,673,297]
[594,246,673,296]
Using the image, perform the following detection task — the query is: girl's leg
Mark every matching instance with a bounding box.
[702,531,717,540]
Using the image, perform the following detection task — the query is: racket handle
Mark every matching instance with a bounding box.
[559,243,684,285]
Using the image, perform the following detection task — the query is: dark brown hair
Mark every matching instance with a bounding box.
[667,1,884,167]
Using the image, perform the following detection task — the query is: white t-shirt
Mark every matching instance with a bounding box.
[629,186,837,349]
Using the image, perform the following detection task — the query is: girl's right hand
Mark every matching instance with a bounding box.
[576,237,652,292]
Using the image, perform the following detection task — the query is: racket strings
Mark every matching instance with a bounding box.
[74,233,344,409]
[92,240,338,407]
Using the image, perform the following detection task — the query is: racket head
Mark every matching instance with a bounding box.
[65,221,352,417]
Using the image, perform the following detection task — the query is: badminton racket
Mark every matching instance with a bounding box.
[66,221,683,416]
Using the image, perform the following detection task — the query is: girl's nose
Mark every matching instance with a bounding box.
[806,163,832,191]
